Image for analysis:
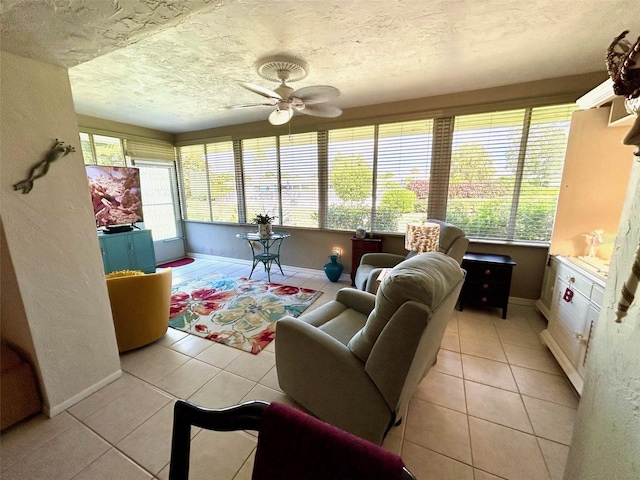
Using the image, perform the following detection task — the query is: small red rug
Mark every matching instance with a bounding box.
[157,257,195,268]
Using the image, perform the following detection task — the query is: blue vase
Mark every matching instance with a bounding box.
[323,255,344,282]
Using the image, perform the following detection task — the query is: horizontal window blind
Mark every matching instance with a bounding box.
[205,141,237,222]
[179,144,211,221]
[376,119,434,233]
[80,133,126,166]
[280,132,319,228]
[446,104,576,241]
[327,126,375,231]
[80,132,95,164]
[124,139,176,163]
[242,137,279,224]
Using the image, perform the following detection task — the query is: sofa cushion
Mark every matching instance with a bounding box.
[347,252,464,362]
[105,269,145,279]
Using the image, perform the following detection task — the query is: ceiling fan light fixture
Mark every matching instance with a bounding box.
[269,106,293,125]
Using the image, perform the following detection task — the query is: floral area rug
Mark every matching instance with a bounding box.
[169,273,322,354]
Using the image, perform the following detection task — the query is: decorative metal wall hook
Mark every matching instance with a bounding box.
[13,139,75,194]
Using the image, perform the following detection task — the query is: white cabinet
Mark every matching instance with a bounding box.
[540,256,605,395]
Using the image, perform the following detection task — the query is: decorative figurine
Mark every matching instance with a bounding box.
[13,139,75,194]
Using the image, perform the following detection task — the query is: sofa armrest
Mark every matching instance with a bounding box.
[336,288,376,316]
[445,237,469,265]
[359,252,406,268]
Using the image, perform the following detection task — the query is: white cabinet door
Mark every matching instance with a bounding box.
[550,277,590,368]
[577,303,599,378]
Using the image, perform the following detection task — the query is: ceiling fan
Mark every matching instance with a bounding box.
[222,56,342,125]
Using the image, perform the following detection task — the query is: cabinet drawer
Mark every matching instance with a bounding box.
[556,262,593,298]
[464,264,510,280]
[551,282,590,366]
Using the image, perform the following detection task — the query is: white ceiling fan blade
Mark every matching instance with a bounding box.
[218,102,276,110]
[239,82,282,100]
[292,85,340,105]
[298,104,342,118]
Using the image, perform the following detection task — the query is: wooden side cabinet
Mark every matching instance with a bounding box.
[98,229,156,274]
[458,253,516,319]
[350,237,383,285]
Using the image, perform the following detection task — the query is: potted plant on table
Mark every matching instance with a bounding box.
[252,213,276,236]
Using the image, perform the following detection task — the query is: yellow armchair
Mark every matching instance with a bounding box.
[106,268,172,352]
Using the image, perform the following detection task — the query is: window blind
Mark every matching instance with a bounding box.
[205,140,237,222]
[446,104,576,241]
[376,119,434,233]
[326,126,375,231]
[179,144,211,221]
[279,132,319,228]
[80,133,126,166]
[242,137,279,224]
[124,138,176,163]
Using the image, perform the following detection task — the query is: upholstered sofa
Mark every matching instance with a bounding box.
[106,268,172,352]
[354,219,468,293]
[275,252,465,444]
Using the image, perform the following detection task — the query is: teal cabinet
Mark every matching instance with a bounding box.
[98,230,156,274]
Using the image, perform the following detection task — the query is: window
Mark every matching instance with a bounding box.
[177,102,577,243]
[80,133,126,166]
[446,104,576,241]
[280,132,319,227]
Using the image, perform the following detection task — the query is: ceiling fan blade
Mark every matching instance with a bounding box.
[292,85,340,105]
[218,102,276,110]
[238,82,282,100]
[298,104,342,118]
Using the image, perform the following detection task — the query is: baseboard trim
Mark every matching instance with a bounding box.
[44,370,122,418]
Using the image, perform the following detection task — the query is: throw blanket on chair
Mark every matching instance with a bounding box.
[253,402,405,480]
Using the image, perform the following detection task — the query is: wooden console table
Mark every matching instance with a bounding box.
[458,252,516,319]
[350,237,383,285]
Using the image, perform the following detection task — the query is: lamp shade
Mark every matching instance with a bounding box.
[405,222,440,253]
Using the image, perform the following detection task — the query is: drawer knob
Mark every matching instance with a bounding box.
[568,276,575,283]
[483,283,489,289]
[481,297,488,303]
[484,269,491,275]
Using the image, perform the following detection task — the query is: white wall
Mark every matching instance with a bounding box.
[0,51,121,416]
[563,156,640,479]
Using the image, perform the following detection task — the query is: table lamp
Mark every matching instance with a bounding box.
[405,222,441,253]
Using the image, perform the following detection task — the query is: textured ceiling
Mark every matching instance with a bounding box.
[2,0,639,133]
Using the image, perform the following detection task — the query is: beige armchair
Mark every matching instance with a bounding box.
[275,252,465,445]
[354,219,468,293]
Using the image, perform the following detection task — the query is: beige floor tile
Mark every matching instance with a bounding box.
[469,416,551,480]
[502,343,563,375]
[402,440,474,480]
[459,334,507,362]
[457,308,494,324]
[404,398,472,464]
[526,310,549,334]
[413,370,467,413]
[119,343,166,372]
[175,429,256,480]
[1,420,110,480]
[461,355,518,392]
[240,383,295,406]
[73,448,153,479]
[117,401,177,475]
[465,380,533,433]
[156,328,189,347]
[83,382,172,444]
[446,313,459,332]
[68,372,144,420]
[440,330,460,352]
[258,366,282,392]
[381,432,402,455]
[511,366,579,408]
[494,304,537,331]
[522,395,577,445]
[226,351,276,382]
[155,359,221,399]
[432,349,463,378]
[495,323,546,350]
[0,412,77,472]
[473,469,504,480]
[125,347,191,384]
[188,371,256,409]
[458,317,500,342]
[232,449,256,480]
[169,334,218,357]
[538,438,570,480]
[196,342,243,369]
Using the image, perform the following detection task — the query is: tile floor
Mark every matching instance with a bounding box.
[0,256,579,480]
